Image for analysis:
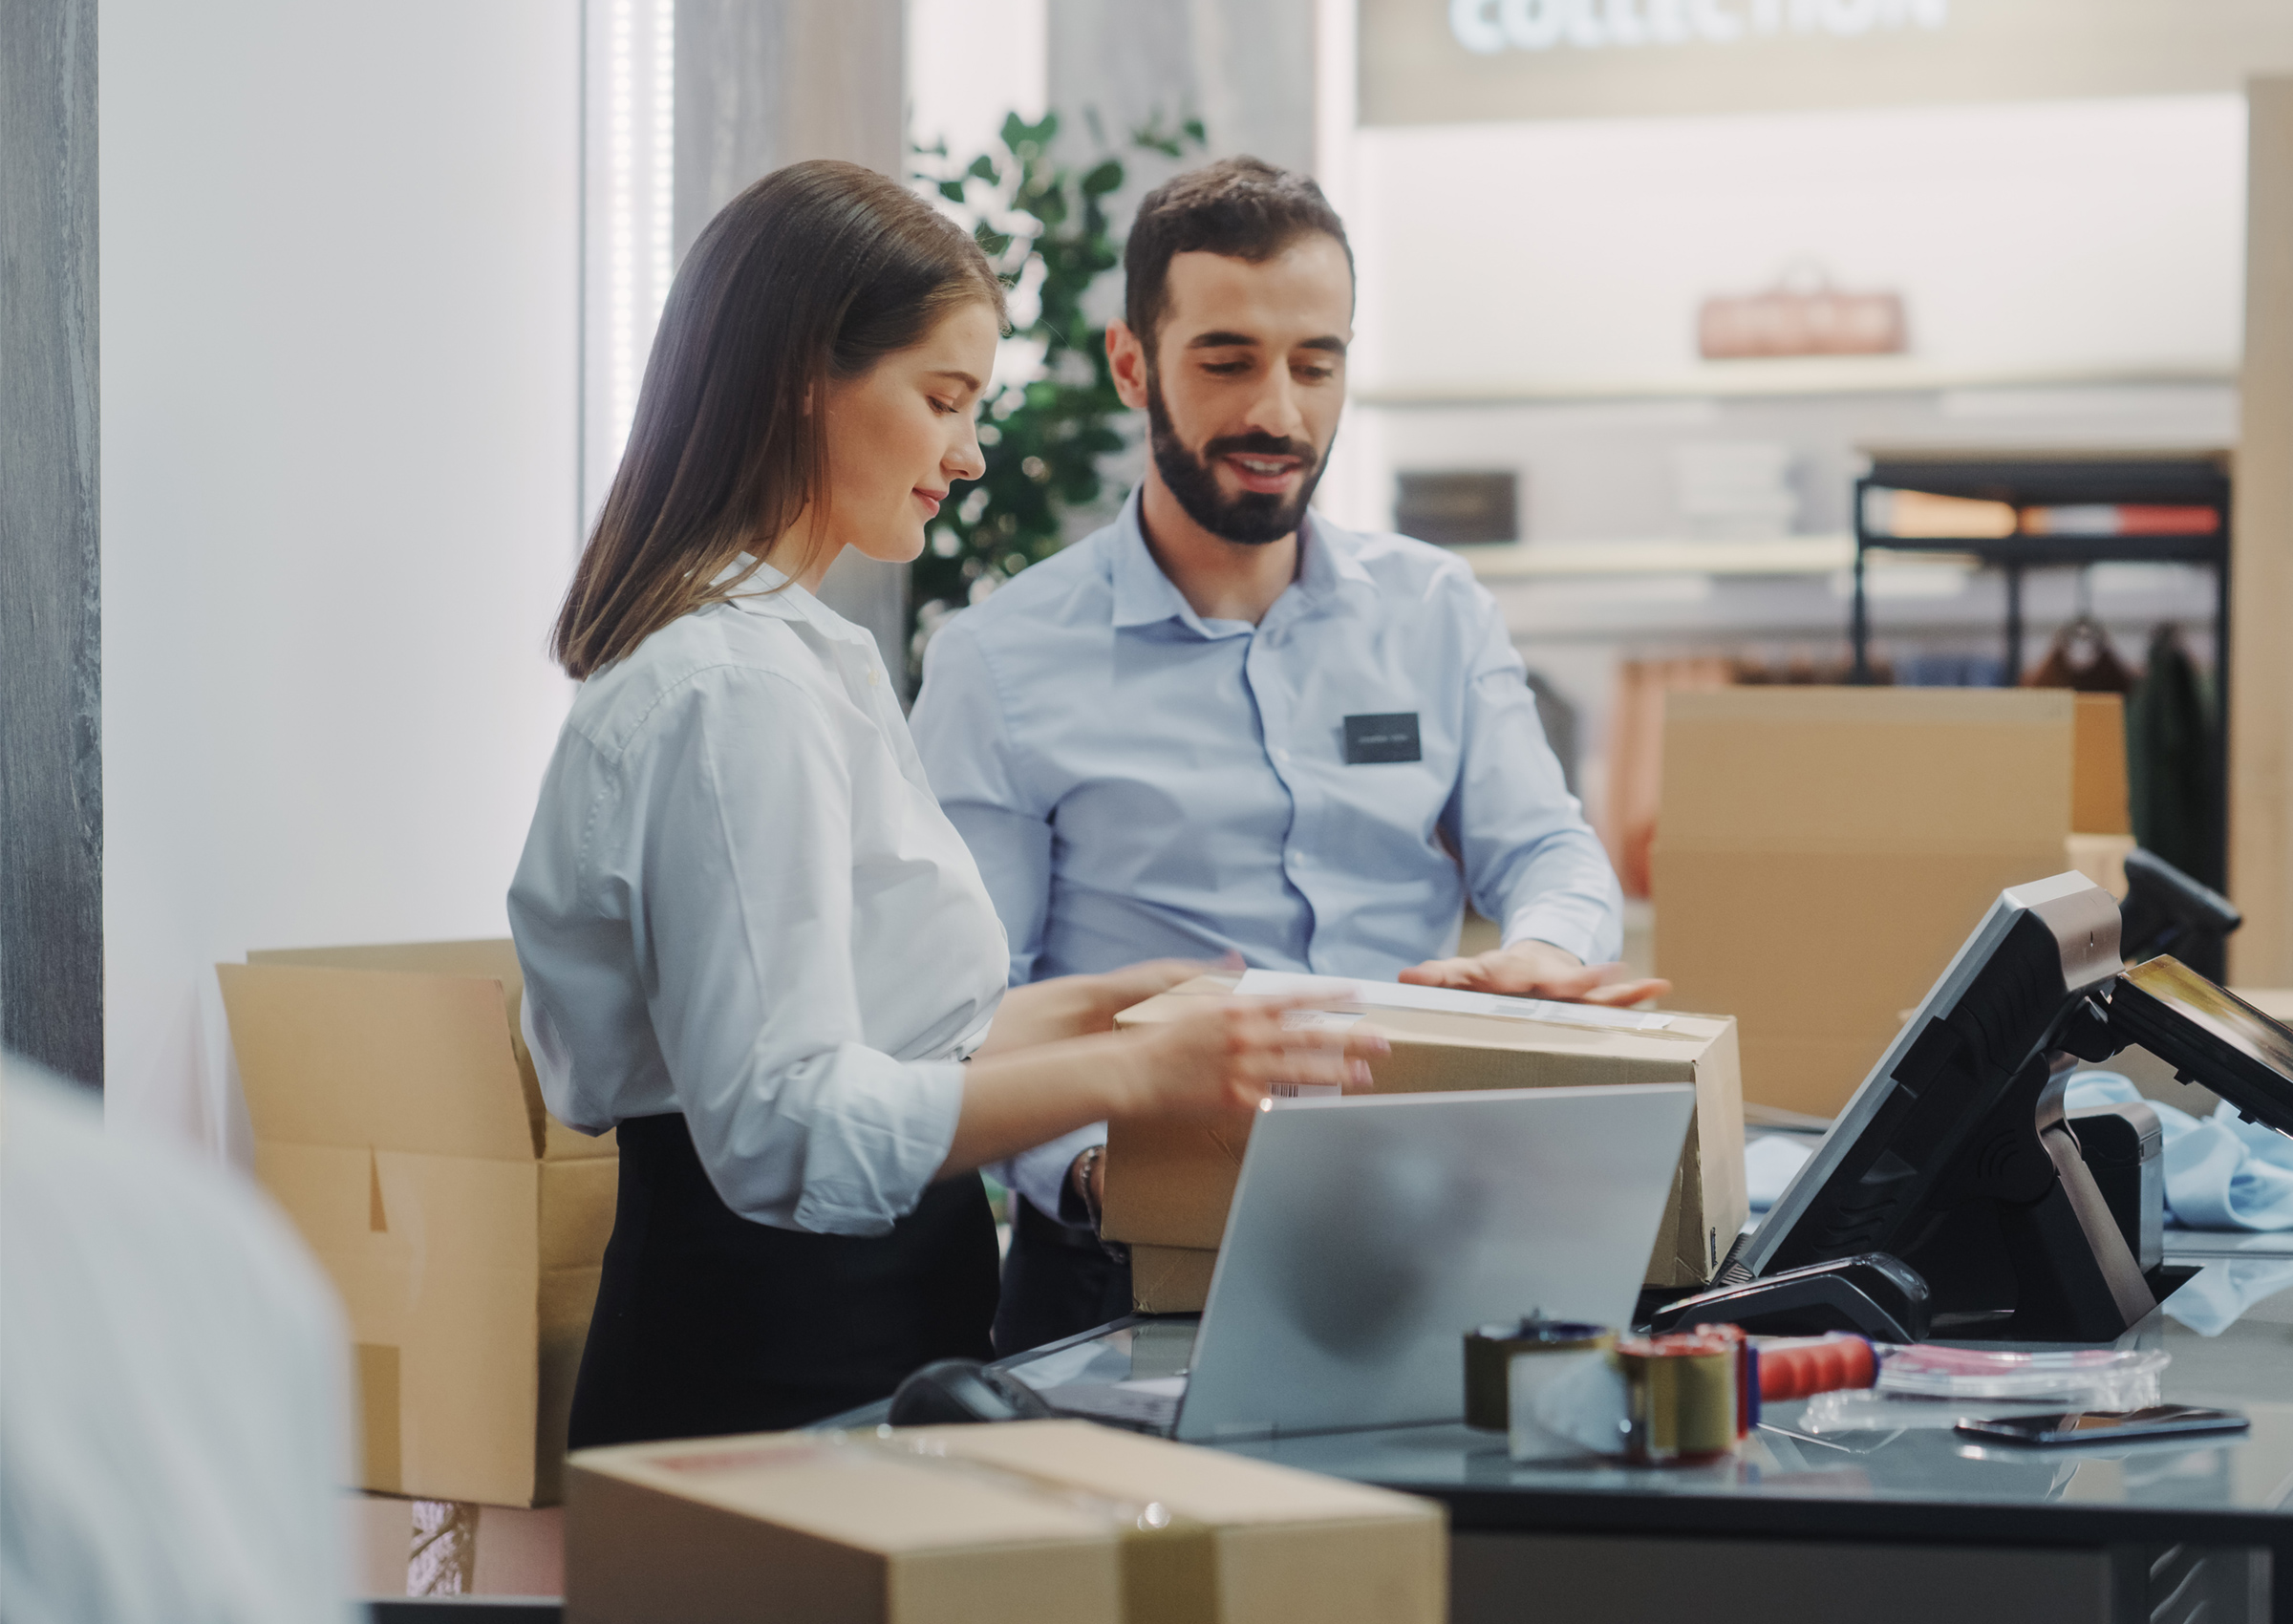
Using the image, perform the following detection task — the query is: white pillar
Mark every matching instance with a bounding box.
[675,0,912,690]
[1046,0,1318,230]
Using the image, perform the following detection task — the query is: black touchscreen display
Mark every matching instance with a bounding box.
[2111,957,2293,1138]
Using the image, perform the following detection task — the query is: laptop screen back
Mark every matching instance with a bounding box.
[1173,1084,1695,1442]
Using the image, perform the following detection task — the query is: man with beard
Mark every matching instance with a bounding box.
[911,158,1652,1354]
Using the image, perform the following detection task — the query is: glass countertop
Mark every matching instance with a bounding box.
[991,1247,2293,1534]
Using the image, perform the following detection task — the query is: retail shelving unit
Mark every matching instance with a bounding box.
[1458,535,1852,580]
[1850,453,2232,682]
[1850,450,2234,882]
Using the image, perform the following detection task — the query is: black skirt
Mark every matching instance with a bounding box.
[567,1113,999,1449]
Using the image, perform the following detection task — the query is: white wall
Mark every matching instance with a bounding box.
[1349,95,2249,399]
[101,2,581,1156]
[908,0,1046,161]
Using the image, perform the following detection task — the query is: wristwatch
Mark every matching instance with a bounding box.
[1070,1143,1106,1231]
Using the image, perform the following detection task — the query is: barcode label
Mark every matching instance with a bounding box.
[1279,1010,1365,1034]
[1270,1081,1341,1100]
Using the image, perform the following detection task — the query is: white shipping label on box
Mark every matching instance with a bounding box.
[1275,1007,1363,1097]
[1237,969,1673,1033]
[1280,1009,1366,1033]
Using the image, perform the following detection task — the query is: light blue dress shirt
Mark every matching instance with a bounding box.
[910,491,1623,1223]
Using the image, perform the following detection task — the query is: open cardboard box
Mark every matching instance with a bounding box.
[1654,688,2136,1119]
[565,1420,1445,1624]
[1103,975,1746,1312]
[219,940,615,1507]
[348,1494,565,1599]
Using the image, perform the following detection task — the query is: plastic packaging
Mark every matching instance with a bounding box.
[1875,1344,2168,1407]
[1792,1389,2050,1436]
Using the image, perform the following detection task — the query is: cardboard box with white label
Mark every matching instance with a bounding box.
[566,1421,1445,1624]
[1104,972,1746,1312]
[219,939,615,1507]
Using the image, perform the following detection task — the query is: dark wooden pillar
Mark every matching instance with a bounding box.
[0,0,104,1088]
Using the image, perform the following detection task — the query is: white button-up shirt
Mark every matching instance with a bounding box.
[508,564,1008,1237]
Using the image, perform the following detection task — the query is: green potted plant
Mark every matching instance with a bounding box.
[909,110,1205,675]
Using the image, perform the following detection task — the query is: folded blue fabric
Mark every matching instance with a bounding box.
[2159,1255,2293,1336]
[2064,1071,2293,1232]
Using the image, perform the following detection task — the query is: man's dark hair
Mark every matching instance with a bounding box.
[1123,157,1353,353]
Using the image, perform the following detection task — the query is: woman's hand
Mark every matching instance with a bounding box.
[972,958,1214,1056]
[1089,957,1216,1021]
[937,993,1384,1181]
[1119,996,1388,1119]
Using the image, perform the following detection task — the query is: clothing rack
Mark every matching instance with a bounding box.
[1848,451,2233,882]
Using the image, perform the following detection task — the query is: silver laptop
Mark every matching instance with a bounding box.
[1004,1084,1695,1442]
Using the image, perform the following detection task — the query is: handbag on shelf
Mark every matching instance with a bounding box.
[1699,260,1907,360]
[2024,615,2138,694]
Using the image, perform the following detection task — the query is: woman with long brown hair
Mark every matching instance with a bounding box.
[507,160,1382,1445]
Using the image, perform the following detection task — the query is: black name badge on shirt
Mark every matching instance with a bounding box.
[1343,712,1422,764]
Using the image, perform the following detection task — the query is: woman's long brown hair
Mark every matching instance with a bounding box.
[552,160,1005,678]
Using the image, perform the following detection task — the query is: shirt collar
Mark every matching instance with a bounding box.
[1294,506,1375,606]
[718,553,875,647]
[1107,487,1373,634]
[1108,492,1211,632]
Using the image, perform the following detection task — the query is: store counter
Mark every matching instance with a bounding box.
[373,1247,2293,1624]
[965,1245,2293,1624]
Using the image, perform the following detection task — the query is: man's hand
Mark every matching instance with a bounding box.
[1399,938,1669,1008]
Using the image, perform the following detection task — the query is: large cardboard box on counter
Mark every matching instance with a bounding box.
[566,1421,1445,1624]
[1654,688,2136,1120]
[219,940,616,1508]
[1104,975,1745,1310]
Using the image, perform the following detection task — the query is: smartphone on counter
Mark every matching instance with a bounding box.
[1955,1406,2249,1447]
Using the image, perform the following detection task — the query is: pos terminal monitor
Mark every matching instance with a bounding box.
[1729,871,2293,1342]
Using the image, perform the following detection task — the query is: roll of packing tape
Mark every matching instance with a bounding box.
[1504,1326,1755,1464]
[1507,1339,1629,1462]
[1466,1317,1613,1432]
[1682,1321,1757,1437]
[1618,1333,1741,1464]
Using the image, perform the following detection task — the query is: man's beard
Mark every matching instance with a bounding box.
[1145,370,1331,545]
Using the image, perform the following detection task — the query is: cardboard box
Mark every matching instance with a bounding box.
[2070,691,2133,836]
[1127,1243,1222,1315]
[565,1421,1445,1624]
[219,939,616,1507]
[1653,688,2133,1119]
[1104,976,1746,1296]
[348,1494,566,1598]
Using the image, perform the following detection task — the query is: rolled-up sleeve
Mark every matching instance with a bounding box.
[622,668,966,1236]
[913,619,1055,987]
[1447,591,1624,967]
